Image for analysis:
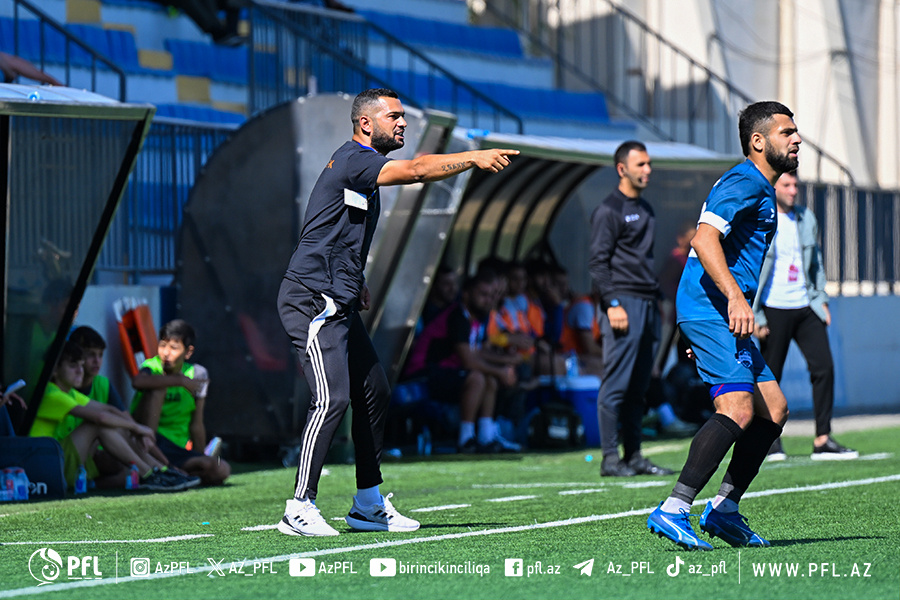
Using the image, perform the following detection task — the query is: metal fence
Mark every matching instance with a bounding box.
[96,118,235,282]
[805,183,900,295]
[248,0,523,133]
[4,0,126,101]
[476,0,852,184]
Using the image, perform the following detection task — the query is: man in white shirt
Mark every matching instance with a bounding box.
[752,171,857,461]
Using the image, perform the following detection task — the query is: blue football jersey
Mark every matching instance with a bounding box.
[677,160,777,322]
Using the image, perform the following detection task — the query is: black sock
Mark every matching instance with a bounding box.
[670,413,743,504]
[719,418,783,502]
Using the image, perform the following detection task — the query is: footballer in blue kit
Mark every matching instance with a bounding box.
[648,101,802,550]
[677,159,778,389]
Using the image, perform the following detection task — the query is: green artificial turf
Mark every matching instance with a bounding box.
[1,428,898,600]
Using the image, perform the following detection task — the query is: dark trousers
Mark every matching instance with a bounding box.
[597,295,660,458]
[759,306,834,437]
[278,278,390,501]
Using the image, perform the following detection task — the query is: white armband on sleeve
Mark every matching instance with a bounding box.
[698,210,730,237]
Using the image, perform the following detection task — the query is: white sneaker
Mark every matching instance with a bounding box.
[277,498,339,537]
[345,492,420,532]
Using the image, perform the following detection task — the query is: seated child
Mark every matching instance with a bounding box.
[69,326,198,485]
[131,319,230,486]
[29,340,188,491]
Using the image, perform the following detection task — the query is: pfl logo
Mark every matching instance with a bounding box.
[28,548,63,586]
[28,548,102,586]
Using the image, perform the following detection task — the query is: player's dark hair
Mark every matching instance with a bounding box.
[614,140,647,168]
[159,319,196,348]
[435,263,455,278]
[463,270,496,293]
[58,339,83,364]
[69,326,106,351]
[477,255,508,279]
[738,101,794,157]
[351,88,399,130]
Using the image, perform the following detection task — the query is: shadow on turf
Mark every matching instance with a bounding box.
[343,522,506,533]
[768,535,884,547]
[651,535,885,552]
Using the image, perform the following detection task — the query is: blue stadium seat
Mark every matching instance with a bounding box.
[66,23,111,69]
[165,38,214,78]
[359,10,523,58]
[0,18,15,54]
[99,0,166,10]
[154,103,245,125]
[165,38,248,84]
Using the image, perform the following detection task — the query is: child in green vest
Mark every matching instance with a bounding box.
[29,340,186,491]
[132,319,230,486]
[69,326,127,411]
[69,326,194,484]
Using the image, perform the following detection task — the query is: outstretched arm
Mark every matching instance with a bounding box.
[0,52,62,86]
[377,148,519,186]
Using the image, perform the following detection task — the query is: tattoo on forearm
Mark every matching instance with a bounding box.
[441,162,466,173]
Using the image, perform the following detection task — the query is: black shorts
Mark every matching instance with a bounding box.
[156,433,204,469]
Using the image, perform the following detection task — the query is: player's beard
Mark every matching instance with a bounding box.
[371,122,404,154]
[765,138,799,174]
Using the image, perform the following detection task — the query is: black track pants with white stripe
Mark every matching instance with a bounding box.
[278,278,390,501]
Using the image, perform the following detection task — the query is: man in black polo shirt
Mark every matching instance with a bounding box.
[590,140,672,478]
[276,88,518,537]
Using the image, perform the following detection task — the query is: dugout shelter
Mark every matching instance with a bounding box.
[0,83,153,495]
[178,93,738,449]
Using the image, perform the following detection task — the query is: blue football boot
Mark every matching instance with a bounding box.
[699,502,770,547]
[647,503,713,551]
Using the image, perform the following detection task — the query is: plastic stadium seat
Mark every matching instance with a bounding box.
[359,10,523,58]
[154,103,245,125]
[67,23,111,68]
[114,299,158,377]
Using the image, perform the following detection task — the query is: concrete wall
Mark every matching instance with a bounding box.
[776,295,900,416]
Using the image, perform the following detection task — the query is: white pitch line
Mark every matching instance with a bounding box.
[241,524,278,531]
[472,482,602,489]
[859,452,893,461]
[2,473,899,598]
[486,495,538,503]
[559,488,607,495]
[622,481,670,489]
[764,452,892,469]
[410,504,471,513]
[0,534,213,546]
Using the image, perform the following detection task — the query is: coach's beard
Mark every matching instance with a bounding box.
[371,127,404,154]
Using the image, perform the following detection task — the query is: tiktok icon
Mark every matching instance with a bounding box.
[667,556,684,577]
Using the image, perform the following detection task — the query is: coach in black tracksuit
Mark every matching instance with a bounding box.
[589,140,672,478]
[276,88,518,537]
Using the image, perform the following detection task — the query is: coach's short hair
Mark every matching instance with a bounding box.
[351,88,399,131]
[738,101,794,157]
[614,140,647,168]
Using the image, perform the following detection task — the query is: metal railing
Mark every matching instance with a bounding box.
[97,118,235,282]
[249,0,523,133]
[476,0,853,184]
[805,182,900,294]
[6,0,126,101]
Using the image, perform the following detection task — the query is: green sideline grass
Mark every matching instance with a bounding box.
[1,427,898,600]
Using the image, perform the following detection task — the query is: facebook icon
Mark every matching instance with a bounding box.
[504,559,523,577]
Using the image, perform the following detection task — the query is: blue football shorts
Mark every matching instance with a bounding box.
[678,320,774,392]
